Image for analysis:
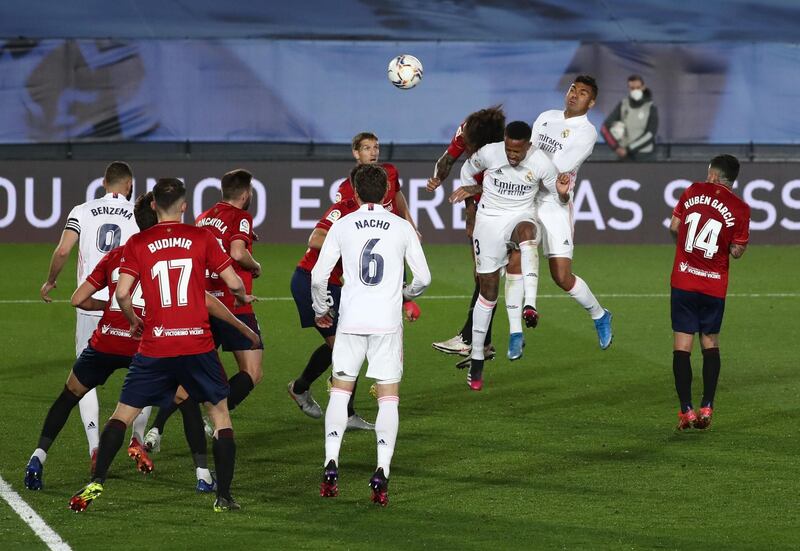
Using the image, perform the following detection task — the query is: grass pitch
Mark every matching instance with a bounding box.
[0,242,798,550]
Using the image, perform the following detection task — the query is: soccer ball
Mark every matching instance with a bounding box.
[387,55,423,89]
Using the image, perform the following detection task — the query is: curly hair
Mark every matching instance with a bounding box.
[462,105,506,154]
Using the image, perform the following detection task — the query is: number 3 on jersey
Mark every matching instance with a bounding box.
[684,212,722,259]
[359,238,384,286]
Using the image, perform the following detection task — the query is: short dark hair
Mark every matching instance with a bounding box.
[505,121,532,141]
[104,161,133,186]
[352,164,388,204]
[352,132,379,151]
[152,178,186,212]
[463,105,506,151]
[574,75,598,99]
[709,154,740,183]
[221,169,252,200]
[134,192,157,231]
[628,74,644,84]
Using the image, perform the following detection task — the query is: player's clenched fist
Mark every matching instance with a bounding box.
[426,177,441,192]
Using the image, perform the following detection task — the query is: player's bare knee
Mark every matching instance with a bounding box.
[66,372,89,397]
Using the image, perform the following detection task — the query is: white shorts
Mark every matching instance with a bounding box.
[332,330,403,384]
[536,199,574,259]
[472,211,536,274]
[76,312,101,357]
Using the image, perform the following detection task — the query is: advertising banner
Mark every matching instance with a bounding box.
[1,161,798,245]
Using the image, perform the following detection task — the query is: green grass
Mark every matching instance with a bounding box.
[0,243,798,550]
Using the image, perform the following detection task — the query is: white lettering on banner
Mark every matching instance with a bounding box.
[662,179,691,228]
[573,180,605,229]
[328,178,346,204]
[292,179,323,229]
[451,179,466,230]
[409,178,444,229]
[607,179,642,230]
[25,177,61,228]
[744,179,776,230]
[86,178,105,202]
[250,178,267,227]
[0,178,17,229]
[780,180,800,230]
[193,178,221,220]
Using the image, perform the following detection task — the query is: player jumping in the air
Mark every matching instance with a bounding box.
[451,121,558,390]
[312,164,430,506]
[669,155,750,430]
[426,106,506,360]
[503,76,613,360]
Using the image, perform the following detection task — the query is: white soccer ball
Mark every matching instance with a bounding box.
[387,54,423,89]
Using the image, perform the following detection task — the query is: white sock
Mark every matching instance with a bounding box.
[131,406,152,443]
[471,295,497,360]
[324,388,351,466]
[505,273,523,334]
[568,276,604,319]
[31,448,47,465]
[519,240,539,309]
[196,467,213,483]
[375,396,399,478]
[78,387,100,456]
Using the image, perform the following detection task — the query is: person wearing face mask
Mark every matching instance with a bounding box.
[601,74,659,161]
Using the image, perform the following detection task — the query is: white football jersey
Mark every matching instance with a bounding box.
[65,192,139,308]
[532,110,597,202]
[311,204,431,334]
[461,143,557,215]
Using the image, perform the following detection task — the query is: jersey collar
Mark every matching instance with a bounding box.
[103,192,127,200]
[358,203,386,212]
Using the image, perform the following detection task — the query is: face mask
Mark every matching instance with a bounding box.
[629,88,644,102]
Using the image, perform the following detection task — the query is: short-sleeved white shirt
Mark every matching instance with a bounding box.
[65,192,139,310]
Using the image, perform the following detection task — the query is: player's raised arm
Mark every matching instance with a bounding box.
[310,224,342,327]
[427,151,458,192]
[41,228,79,302]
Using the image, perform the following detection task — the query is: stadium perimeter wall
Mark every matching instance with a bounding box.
[0,161,797,245]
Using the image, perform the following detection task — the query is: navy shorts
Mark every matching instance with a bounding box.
[72,346,132,389]
[119,351,229,409]
[671,287,726,335]
[290,267,341,338]
[210,313,263,352]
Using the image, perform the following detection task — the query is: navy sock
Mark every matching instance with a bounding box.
[212,428,236,499]
[37,386,82,451]
[293,344,332,394]
[701,348,721,409]
[92,418,127,484]
[673,351,693,413]
[178,399,207,468]
[152,401,179,435]
[227,372,255,412]
[459,280,481,345]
